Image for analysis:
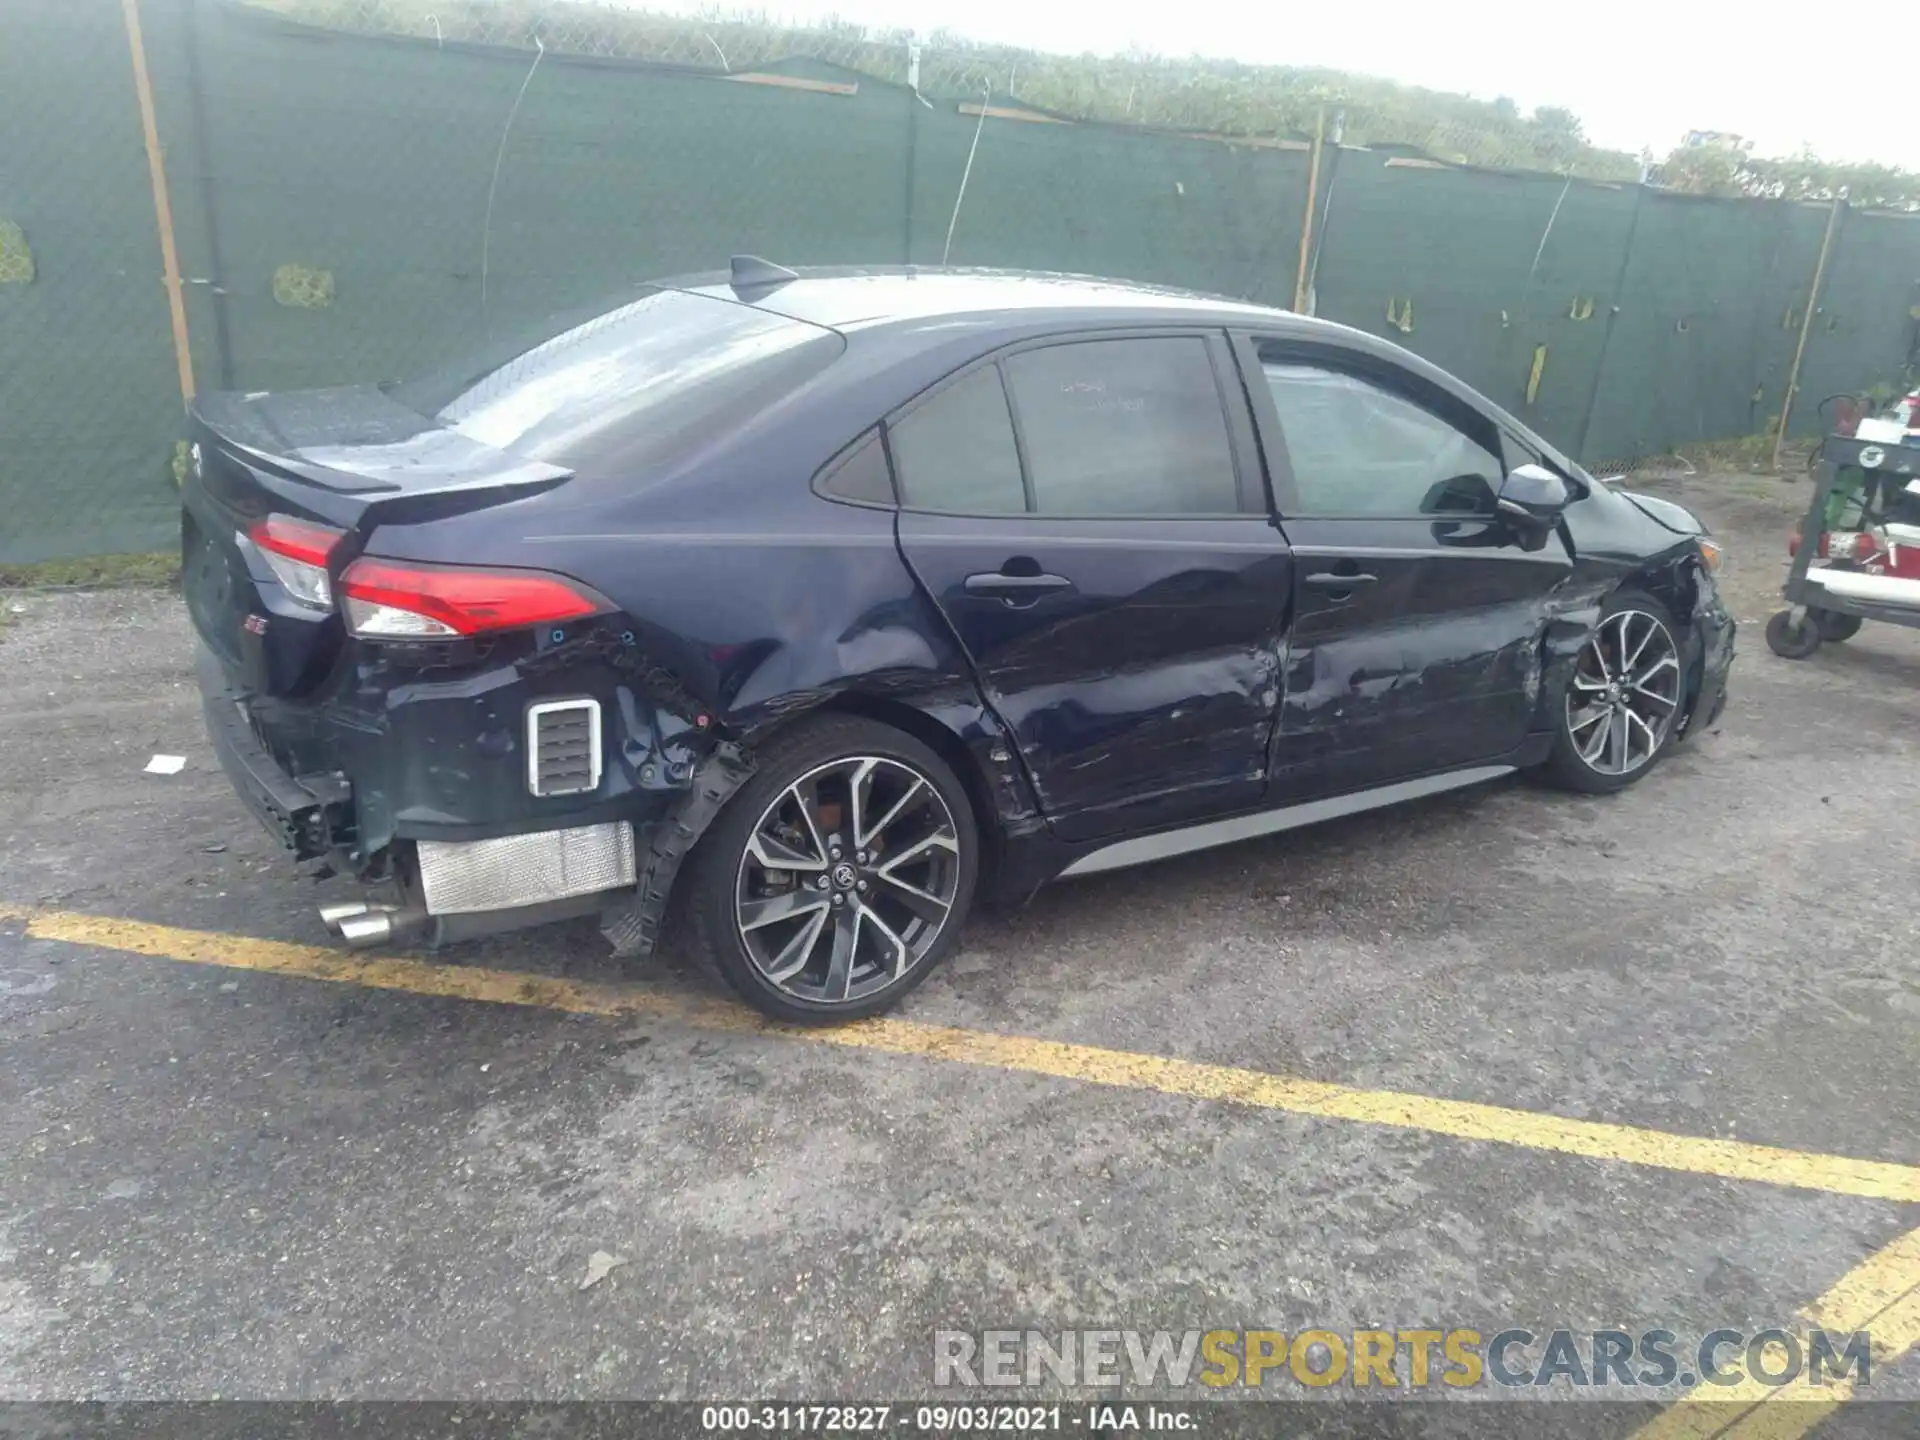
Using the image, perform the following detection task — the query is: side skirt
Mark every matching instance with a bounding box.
[1055,765,1517,879]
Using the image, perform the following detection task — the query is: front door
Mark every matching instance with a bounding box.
[889,332,1292,842]
[1238,339,1574,801]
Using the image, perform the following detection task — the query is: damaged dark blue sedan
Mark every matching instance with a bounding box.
[183,261,1736,1021]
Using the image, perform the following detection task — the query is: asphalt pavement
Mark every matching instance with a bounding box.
[1,472,1916,1434]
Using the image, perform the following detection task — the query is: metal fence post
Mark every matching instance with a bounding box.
[180,0,234,391]
[1573,179,1647,462]
[1291,107,1324,313]
[902,38,920,264]
[1771,193,1847,469]
[120,0,194,404]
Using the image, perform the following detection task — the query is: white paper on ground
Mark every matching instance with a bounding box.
[143,754,186,775]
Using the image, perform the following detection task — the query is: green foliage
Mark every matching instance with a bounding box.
[1685,432,1780,470]
[1678,430,1821,474]
[272,262,336,308]
[1655,142,1748,197]
[1655,143,1920,210]
[250,0,1645,177]
[0,552,179,588]
[0,220,34,284]
[270,0,1920,198]
[1530,107,1583,144]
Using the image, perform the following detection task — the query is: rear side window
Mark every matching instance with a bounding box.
[1262,359,1503,518]
[889,366,1027,514]
[399,287,844,468]
[816,430,895,504]
[1004,338,1239,515]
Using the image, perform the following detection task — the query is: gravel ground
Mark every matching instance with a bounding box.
[0,470,1916,1427]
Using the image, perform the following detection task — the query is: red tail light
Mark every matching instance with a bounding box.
[339,558,611,638]
[248,514,344,609]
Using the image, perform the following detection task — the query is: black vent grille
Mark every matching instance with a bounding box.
[529,700,601,797]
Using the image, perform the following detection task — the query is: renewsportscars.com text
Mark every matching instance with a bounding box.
[933,1327,1872,1391]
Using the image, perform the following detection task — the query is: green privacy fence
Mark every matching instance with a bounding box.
[1,0,197,565]
[7,0,1920,563]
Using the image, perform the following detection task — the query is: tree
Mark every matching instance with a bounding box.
[1658,141,1750,196]
[1531,105,1584,143]
[1653,141,1920,208]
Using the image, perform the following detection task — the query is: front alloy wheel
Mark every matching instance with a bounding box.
[1565,608,1681,778]
[1544,593,1687,794]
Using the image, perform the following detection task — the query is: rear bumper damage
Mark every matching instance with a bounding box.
[195,640,744,952]
[196,631,701,858]
[199,652,354,863]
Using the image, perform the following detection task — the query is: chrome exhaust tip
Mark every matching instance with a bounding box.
[336,912,394,948]
[318,901,373,931]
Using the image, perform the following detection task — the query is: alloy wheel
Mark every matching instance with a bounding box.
[733,755,961,1005]
[1565,610,1681,777]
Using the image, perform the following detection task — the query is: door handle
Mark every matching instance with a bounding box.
[1303,570,1377,589]
[964,570,1074,603]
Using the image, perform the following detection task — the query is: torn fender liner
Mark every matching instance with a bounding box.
[601,741,755,960]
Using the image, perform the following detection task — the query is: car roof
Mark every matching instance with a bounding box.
[666,265,1295,332]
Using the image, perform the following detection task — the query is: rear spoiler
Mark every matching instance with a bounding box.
[191,387,572,530]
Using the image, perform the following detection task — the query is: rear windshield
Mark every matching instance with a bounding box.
[390,287,843,467]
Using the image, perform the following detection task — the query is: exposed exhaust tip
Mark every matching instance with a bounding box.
[336,912,394,948]
[318,901,372,931]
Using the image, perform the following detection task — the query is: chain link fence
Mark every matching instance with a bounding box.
[4,0,1920,563]
[248,0,1650,172]
[252,0,926,77]
[0,0,197,565]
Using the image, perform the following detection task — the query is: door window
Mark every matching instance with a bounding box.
[1004,338,1240,515]
[1262,359,1503,518]
[888,366,1027,514]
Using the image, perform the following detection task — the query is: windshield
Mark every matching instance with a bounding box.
[393,287,843,468]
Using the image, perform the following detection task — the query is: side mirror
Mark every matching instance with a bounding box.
[1496,463,1571,550]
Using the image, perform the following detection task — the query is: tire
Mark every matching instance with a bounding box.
[1766,609,1824,659]
[1815,609,1862,643]
[1543,589,1687,795]
[685,714,979,1024]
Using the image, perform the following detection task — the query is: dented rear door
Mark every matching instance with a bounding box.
[888,332,1290,843]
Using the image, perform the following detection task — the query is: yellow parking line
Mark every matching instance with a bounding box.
[13,907,1920,1206]
[23,909,697,1021]
[1631,1224,1920,1439]
[820,1022,1920,1204]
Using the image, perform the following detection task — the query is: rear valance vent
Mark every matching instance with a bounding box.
[527,698,602,797]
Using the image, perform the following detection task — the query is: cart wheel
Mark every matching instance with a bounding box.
[1815,610,1863,642]
[1766,609,1824,659]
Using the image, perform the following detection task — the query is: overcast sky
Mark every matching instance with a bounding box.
[637,0,1917,169]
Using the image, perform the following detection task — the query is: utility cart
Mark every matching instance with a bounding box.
[1767,424,1920,658]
